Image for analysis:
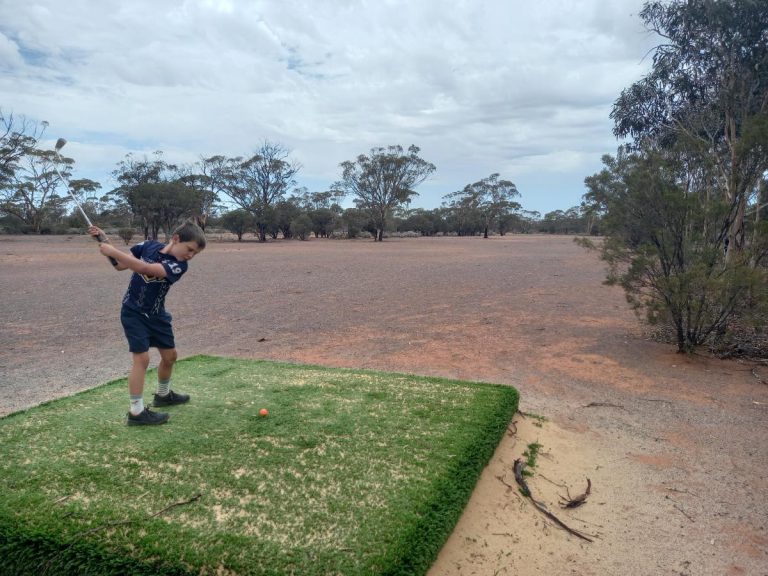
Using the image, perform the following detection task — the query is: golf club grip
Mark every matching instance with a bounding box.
[92,232,120,267]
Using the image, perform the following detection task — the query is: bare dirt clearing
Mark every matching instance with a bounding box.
[1,234,766,575]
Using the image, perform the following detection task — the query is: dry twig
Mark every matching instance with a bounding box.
[665,495,695,522]
[583,402,627,411]
[496,474,518,493]
[513,459,595,543]
[560,479,591,509]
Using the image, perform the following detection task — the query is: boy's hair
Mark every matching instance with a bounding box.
[173,219,207,249]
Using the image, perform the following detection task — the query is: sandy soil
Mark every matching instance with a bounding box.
[1,234,766,576]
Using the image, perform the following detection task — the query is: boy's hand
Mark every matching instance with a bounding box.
[88,225,109,243]
[88,225,120,268]
[99,242,119,258]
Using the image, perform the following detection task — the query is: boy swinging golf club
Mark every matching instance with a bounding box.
[55,138,206,425]
[89,220,206,425]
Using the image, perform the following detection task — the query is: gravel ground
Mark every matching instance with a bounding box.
[1,233,766,575]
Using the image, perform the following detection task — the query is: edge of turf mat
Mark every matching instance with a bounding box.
[0,355,519,576]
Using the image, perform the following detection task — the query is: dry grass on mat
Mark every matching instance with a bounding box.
[0,355,519,576]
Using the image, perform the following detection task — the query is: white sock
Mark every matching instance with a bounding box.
[130,395,144,415]
[157,379,171,396]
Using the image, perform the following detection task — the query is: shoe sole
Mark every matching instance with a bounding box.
[126,416,170,426]
[152,399,190,407]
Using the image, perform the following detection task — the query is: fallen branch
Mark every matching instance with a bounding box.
[560,479,591,509]
[149,493,202,518]
[496,474,518,493]
[666,495,695,523]
[43,493,202,575]
[583,402,626,411]
[513,459,594,543]
[76,493,202,539]
[538,473,568,490]
[671,503,695,522]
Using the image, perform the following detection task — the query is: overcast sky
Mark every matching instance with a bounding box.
[0,0,656,215]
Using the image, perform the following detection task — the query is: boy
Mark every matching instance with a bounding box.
[89,220,206,426]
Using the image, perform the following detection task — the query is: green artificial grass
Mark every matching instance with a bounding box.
[0,356,518,576]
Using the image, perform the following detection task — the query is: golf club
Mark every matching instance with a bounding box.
[54,138,118,266]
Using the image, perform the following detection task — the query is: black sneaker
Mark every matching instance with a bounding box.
[152,390,190,407]
[127,408,170,426]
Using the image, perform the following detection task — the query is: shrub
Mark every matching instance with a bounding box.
[118,228,135,245]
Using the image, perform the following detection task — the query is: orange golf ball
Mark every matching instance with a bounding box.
[259,408,269,417]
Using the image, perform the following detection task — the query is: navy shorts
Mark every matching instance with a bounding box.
[120,306,175,353]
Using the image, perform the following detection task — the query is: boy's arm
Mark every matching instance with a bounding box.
[87,226,166,277]
[98,243,168,278]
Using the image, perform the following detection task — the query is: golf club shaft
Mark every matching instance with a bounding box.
[52,147,118,266]
[68,187,94,228]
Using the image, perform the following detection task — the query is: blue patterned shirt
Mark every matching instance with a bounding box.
[121,241,187,315]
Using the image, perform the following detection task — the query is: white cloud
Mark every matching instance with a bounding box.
[0,32,24,69]
[0,0,655,213]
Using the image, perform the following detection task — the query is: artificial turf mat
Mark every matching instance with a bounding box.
[0,355,519,575]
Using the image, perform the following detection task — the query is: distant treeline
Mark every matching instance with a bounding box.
[0,122,593,239]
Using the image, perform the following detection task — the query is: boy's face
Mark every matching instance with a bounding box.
[170,238,203,261]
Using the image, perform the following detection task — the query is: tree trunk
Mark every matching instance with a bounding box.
[377,211,386,241]
[725,193,747,265]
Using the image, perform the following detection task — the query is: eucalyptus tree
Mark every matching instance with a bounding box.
[112,151,174,190]
[398,208,446,236]
[156,181,205,240]
[442,198,483,236]
[611,0,768,263]
[111,152,176,237]
[219,208,254,241]
[443,173,520,238]
[341,207,371,239]
[176,162,219,231]
[1,145,99,233]
[516,210,541,234]
[336,145,435,241]
[296,188,345,238]
[583,148,645,236]
[112,152,205,239]
[540,207,584,235]
[273,197,302,239]
[62,178,104,226]
[223,141,301,242]
[593,145,758,353]
[498,210,533,235]
[0,148,65,233]
[1,111,45,187]
[298,188,346,211]
[0,112,55,230]
[194,154,241,230]
[291,214,313,241]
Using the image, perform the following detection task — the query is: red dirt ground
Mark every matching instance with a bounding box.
[1,234,766,575]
